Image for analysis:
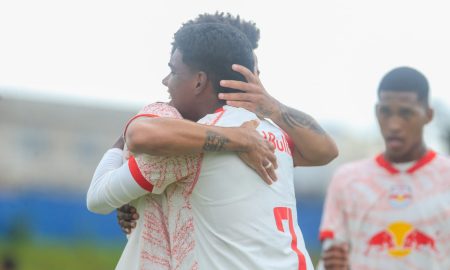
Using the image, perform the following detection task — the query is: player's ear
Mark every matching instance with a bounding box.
[194,71,208,95]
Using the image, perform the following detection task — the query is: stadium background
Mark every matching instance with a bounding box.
[1,95,448,269]
[2,1,450,269]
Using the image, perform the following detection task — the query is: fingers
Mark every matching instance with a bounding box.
[265,163,278,182]
[267,139,276,152]
[256,165,275,185]
[322,246,349,270]
[117,209,139,221]
[219,92,255,102]
[264,146,278,181]
[117,204,139,234]
[230,64,259,84]
[240,119,260,129]
[323,258,348,270]
[256,156,278,185]
[118,204,135,213]
[118,219,137,234]
[220,80,256,93]
[266,142,278,170]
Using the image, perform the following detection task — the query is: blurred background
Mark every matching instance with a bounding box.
[1,0,450,269]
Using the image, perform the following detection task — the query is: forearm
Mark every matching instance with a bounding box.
[86,149,147,214]
[126,118,251,156]
[271,103,338,166]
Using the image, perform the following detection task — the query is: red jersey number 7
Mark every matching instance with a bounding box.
[274,207,307,270]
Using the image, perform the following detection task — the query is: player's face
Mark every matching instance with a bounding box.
[162,49,199,120]
[376,91,433,162]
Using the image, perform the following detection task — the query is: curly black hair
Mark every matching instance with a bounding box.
[172,23,254,94]
[378,67,429,106]
[184,12,260,50]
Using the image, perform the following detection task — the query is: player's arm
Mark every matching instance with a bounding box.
[319,244,350,270]
[219,64,338,167]
[127,117,262,155]
[126,117,278,183]
[87,120,278,214]
[114,118,280,232]
[86,136,147,214]
[317,167,350,270]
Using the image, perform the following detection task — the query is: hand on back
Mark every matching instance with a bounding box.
[322,244,350,270]
[237,119,278,185]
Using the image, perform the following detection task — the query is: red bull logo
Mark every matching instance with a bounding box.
[388,184,412,208]
[365,221,436,257]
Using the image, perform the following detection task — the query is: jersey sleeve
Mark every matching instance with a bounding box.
[87,148,148,214]
[319,165,351,245]
[124,102,202,194]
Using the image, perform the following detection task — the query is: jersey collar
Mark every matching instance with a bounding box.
[375,150,436,175]
[214,107,224,113]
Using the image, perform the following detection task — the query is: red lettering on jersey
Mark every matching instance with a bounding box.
[276,139,285,152]
[268,132,276,148]
[261,131,268,140]
[260,130,292,156]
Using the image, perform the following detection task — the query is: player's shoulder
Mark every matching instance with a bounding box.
[210,105,258,127]
[430,152,450,170]
[138,102,182,119]
[222,105,257,120]
[124,102,182,138]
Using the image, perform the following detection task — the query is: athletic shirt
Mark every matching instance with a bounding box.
[191,105,314,270]
[88,103,314,270]
[318,151,450,270]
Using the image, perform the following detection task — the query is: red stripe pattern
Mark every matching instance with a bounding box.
[128,155,154,192]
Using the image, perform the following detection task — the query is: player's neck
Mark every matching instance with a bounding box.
[385,143,427,164]
[187,97,224,122]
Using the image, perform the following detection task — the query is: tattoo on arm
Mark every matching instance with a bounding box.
[281,106,326,134]
[256,105,273,119]
[203,131,230,152]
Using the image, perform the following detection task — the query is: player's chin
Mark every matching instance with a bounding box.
[385,147,407,161]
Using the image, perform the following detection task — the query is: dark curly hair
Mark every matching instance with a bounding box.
[184,12,260,50]
[172,23,254,94]
[378,67,429,106]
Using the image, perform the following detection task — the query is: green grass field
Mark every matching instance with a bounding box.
[1,240,123,270]
[1,240,320,269]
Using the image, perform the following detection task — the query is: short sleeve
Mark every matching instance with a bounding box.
[123,102,183,138]
[128,153,201,194]
[124,102,202,194]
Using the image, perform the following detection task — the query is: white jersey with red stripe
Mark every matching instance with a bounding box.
[88,102,314,270]
[118,103,192,270]
[318,151,450,270]
[190,105,313,270]
[130,104,313,269]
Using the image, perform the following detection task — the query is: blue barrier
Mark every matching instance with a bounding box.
[0,190,324,250]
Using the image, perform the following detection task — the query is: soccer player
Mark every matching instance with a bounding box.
[88,22,337,269]
[117,11,337,233]
[318,67,450,269]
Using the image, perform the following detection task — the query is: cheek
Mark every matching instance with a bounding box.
[404,121,424,141]
[168,77,181,94]
[377,119,388,133]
